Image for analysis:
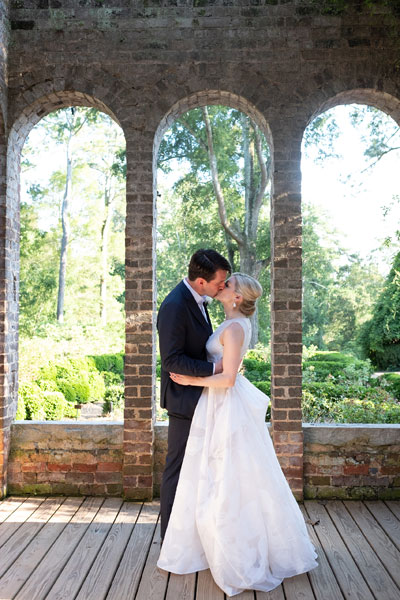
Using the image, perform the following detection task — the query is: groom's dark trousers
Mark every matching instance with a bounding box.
[157,281,213,541]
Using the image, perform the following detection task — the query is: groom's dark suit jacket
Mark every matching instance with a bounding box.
[157,280,214,419]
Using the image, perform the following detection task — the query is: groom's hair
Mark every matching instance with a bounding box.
[188,249,231,282]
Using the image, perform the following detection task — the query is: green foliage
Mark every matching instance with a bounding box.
[36,357,105,405]
[17,382,77,421]
[42,391,72,420]
[103,375,124,414]
[380,373,400,399]
[15,394,26,420]
[18,347,125,420]
[302,389,400,424]
[360,251,400,369]
[19,382,46,420]
[21,107,126,335]
[90,352,124,377]
[302,204,384,352]
[242,357,271,381]
[242,348,400,424]
[157,105,271,345]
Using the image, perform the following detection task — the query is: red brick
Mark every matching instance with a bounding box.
[95,472,122,484]
[97,462,122,472]
[273,421,302,431]
[343,464,369,475]
[72,463,97,473]
[47,463,72,472]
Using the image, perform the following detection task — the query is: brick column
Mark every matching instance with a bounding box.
[0,125,19,499]
[123,128,155,500]
[270,131,303,500]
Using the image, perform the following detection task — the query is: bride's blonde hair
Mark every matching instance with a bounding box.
[232,273,263,317]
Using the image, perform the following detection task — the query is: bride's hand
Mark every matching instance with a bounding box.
[170,372,194,386]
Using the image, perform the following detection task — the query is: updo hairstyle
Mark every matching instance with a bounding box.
[232,272,263,317]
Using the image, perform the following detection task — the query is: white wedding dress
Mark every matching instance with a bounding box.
[157,317,318,597]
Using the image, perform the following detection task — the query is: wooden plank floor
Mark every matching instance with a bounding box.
[0,496,399,600]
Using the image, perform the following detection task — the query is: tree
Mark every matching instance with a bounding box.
[20,108,126,331]
[360,251,400,369]
[38,107,101,322]
[158,106,271,346]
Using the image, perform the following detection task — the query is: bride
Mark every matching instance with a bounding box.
[157,273,318,597]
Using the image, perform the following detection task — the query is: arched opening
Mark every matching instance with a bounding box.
[152,91,274,490]
[5,93,126,426]
[301,90,400,425]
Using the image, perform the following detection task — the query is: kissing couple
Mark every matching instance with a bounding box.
[157,248,318,597]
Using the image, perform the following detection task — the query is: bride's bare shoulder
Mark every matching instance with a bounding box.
[219,320,246,345]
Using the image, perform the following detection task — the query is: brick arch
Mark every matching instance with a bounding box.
[154,89,273,158]
[8,89,123,161]
[0,91,126,497]
[307,88,400,128]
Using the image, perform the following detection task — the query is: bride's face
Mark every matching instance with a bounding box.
[216,276,238,305]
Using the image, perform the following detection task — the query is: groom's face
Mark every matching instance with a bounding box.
[201,269,228,298]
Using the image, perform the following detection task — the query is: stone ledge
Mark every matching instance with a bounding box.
[303,423,400,445]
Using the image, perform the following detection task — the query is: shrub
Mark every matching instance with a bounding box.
[302,387,400,424]
[243,358,271,382]
[335,395,400,424]
[359,251,400,370]
[36,357,105,405]
[19,382,46,420]
[307,351,355,363]
[90,352,124,378]
[43,391,70,420]
[380,373,400,400]
[15,394,26,420]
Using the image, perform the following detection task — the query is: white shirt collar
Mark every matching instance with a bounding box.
[183,277,207,305]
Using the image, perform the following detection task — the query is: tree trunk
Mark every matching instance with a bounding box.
[100,177,112,326]
[56,130,72,323]
[201,107,270,347]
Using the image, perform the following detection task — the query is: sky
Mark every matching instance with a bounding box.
[22,104,400,276]
[301,105,400,274]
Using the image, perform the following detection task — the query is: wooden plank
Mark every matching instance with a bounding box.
[300,503,344,600]
[232,590,254,599]
[135,521,169,600]
[0,496,27,522]
[0,496,64,578]
[0,496,84,599]
[75,501,141,600]
[256,585,285,600]
[305,500,374,600]
[165,572,196,600]
[325,500,400,600]
[342,500,400,590]
[0,497,45,548]
[196,568,224,600]
[40,497,123,600]
[16,496,104,600]
[384,500,400,522]
[283,573,315,599]
[106,501,160,600]
[365,500,400,551]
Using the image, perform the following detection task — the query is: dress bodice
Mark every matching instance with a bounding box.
[206,317,251,362]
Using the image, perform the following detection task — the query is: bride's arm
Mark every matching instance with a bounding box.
[170,323,244,388]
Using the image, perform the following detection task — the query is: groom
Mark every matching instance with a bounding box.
[157,248,231,542]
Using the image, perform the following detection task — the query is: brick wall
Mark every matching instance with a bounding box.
[9,422,397,500]
[7,422,124,496]
[0,1,399,499]
[0,0,10,499]
[304,424,400,500]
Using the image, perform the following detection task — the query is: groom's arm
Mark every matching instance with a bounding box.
[158,302,214,377]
